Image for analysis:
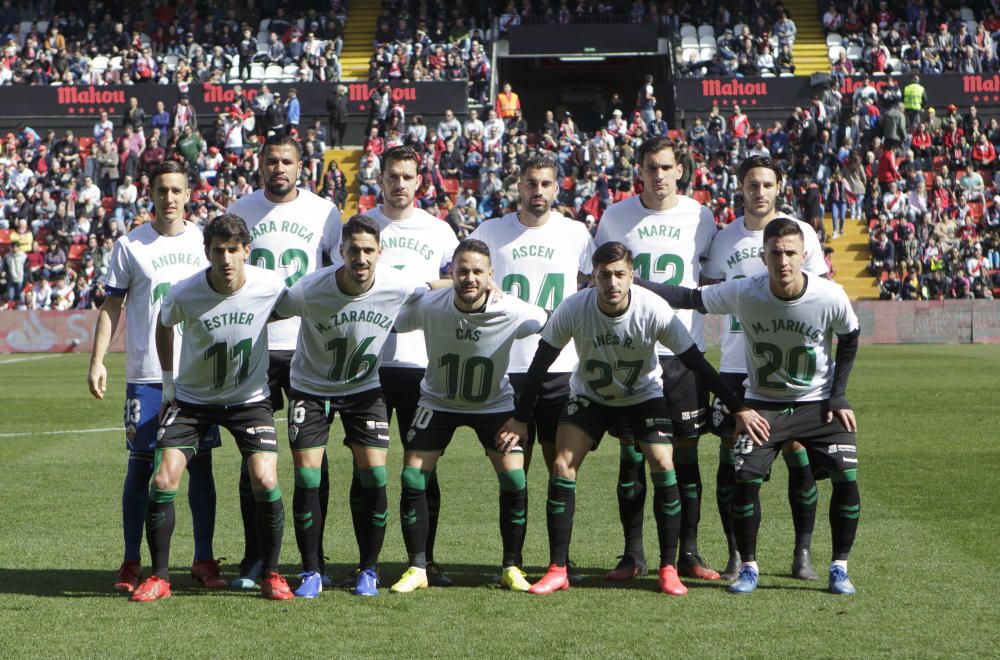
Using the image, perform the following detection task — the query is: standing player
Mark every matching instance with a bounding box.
[594,137,719,580]
[131,214,291,602]
[88,160,223,594]
[227,134,342,589]
[389,240,548,594]
[701,155,827,580]
[272,216,432,598]
[363,145,458,587]
[641,219,862,595]
[511,242,768,595]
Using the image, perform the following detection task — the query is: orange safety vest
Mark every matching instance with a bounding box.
[496,92,520,118]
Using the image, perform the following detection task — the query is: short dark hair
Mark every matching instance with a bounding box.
[737,155,783,184]
[151,160,189,187]
[204,213,252,248]
[342,214,381,243]
[520,154,557,176]
[592,241,633,269]
[381,145,420,174]
[453,238,491,262]
[762,217,804,244]
[262,133,302,159]
[636,137,675,167]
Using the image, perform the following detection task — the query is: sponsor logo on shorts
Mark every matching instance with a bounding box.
[259,437,277,446]
[246,425,276,436]
[566,402,579,416]
[826,444,857,455]
[645,417,669,427]
[735,456,745,470]
[657,431,670,438]
[377,434,390,441]
[366,420,390,430]
[841,457,857,464]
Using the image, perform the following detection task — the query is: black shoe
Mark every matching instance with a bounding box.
[567,559,583,586]
[721,550,741,580]
[677,552,721,580]
[604,554,648,581]
[792,548,818,580]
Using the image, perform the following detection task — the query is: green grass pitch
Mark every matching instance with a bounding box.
[1,346,998,658]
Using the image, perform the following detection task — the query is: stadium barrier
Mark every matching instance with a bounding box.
[675,73,1000,112]
[2,300,999,353]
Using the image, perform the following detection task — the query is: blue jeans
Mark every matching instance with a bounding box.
[831,200,847,233]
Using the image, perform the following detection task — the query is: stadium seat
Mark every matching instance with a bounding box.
[667,129,685,141]
[681,36,698,48]
[259,18,271,32]
[250,63,266,79]
[733,23,747,35]
[680,47,700,63]
[826,33,843,47]
[264,64,283,79]
[932,156,947,171]
[0,228,11,245]
[847,45,863,61]
[966,20,978,36]
[68,244,86,261]
[78,136,95,153]
[101,196,115,213]
[699,36,715,48]
[442,178,460,195]
[679,24,697,38]
[691,190,712,205]
[37,20,49,35]
[163,54,179,70]
[699,47,716,61]
[968,201,984,218]
[761,72,776,77]
[829,45,846,62]
[924,171,935,187]
[961,7,975,21]
[697,25,715,39]
[358,195,377,212]
[91,56,109,73]
[282,64,299,76]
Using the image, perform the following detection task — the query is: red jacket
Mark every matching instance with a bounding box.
[877,150,901,183]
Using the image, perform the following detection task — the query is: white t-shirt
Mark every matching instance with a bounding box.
[469,211,595,372]
[543,286,694,407]
[702,216,828,373]
[160,265,286,406]
[275,266,426,397]
[595,194,716,354]
[700,273,859,403]
[102,222,207,383]
[228,188,342,351]
[364,205,459,369]
[395,288,548,414]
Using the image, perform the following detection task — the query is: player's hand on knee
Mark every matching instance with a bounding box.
[495,418,526,454]
[733,408,770,445]
[827,407,857,432]
[88,362,107,399]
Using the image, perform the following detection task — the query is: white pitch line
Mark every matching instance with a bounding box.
[0,354,63,365]
[0,417,288,439]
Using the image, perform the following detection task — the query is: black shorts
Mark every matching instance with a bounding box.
[158,400,277,455]
[404,407,516,455]
[509,371,571,445]
[709,372,748,438]
[733,400,858,481]
[559,395,672,451]
[287,388,391,451]
[267,350,295,411]
[659,355,708,437]
[378,366,424,438]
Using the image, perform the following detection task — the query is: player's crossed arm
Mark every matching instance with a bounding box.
[826,328,861,432]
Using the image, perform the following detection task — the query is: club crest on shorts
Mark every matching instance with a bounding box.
[126,424,137,440]
[566,402,579,416]
[156,427,165,441]
[288,425,298,442]
[406,427,416,443]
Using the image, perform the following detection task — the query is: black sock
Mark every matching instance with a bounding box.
[358,466,388,569]
[784,448,817,551]
[717,445,737,554]
[546,476,576,567]
[498,469,527,568]
[293,467,323,573]
[237,458,260,571]
[349,461,364,566]
[254,486,285,576]
[185,450,216,562]
[732,479,763,562]
[318,452,330,572]
[400,466,429,568]
[674,445,702,556]
[830,470,860,561]
[425,470,441,563]
[146,487,177,580]
[652,470,681,568]
[616,444,646,560]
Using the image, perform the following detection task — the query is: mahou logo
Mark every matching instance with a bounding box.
[701,79,768,98]
[963,74,1000,93]
[348,83,417,102]
[57,86,126,109]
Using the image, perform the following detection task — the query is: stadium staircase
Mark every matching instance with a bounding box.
[826,215,878,299]
[339,0,380,81]
[323,148,362,216]
[784,0,829,76]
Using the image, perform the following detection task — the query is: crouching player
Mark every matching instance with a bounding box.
[508,241,768,595]
[639,218,862,595]
[131,214,293,602]
[389,239,549,593]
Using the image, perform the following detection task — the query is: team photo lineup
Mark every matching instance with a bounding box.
[86,133,863,603]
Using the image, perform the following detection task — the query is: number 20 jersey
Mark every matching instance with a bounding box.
[160,265,286,406]
[700,273,859,403]
[228,188,342,351]
[469,211,595,373]
[543,286,695,407]
[275,267,426,398]
[595,195,716,355]
[394,289,549,414]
